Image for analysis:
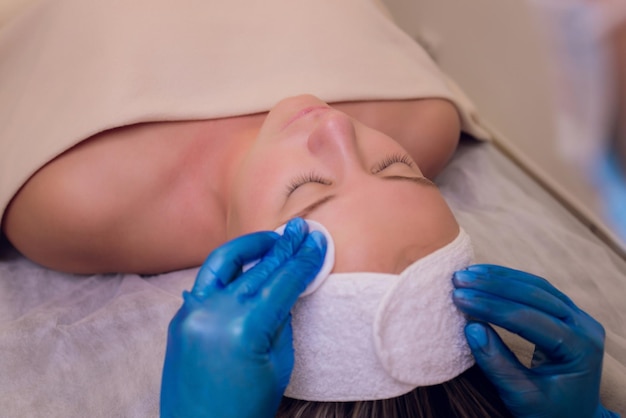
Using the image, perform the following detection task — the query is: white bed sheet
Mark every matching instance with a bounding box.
[1,141,624,417]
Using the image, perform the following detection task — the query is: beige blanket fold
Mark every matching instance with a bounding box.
[0,0,490,220]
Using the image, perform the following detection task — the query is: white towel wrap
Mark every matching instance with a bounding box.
[280,222,476,401]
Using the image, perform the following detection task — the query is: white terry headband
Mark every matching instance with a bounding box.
[275,220,475,402]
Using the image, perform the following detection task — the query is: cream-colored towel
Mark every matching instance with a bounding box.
[0,0,36,27]
[0,0,490,219]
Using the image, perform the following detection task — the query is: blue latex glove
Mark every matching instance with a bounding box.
[452,264,619,418]
[160,218,327,418]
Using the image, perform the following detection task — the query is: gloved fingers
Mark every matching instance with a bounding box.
[464,322,539,400]
[453,269,573,321]
[264,218,309,260]
[454,288,588,362]
[231,218,309,298]
[251,231,327,332]
[548,307,604,361]
[191,231,279,299]
[530,346,551,368]
[271,316,296,391]
[464,264,576,308]
[455,265,606,358]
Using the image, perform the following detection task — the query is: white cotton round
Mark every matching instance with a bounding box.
[242,219,335,297]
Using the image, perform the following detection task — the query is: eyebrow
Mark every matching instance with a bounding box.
[289,175,436,220]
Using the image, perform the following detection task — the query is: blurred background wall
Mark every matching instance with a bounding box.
[382,0,623,250]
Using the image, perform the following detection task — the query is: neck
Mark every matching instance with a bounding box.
[194,112,266,223]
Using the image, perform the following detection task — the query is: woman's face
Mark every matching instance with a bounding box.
[227,95,459,273]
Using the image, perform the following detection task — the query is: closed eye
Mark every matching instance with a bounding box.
[286,172,332,196]
[371,153,414,174]
[285,152,415,196]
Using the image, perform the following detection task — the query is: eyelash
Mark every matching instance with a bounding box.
[285,153,414,196]
[371,153,414,174]
[286,172,332,196]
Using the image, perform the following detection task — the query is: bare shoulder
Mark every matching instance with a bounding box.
[2,120,234,274]
[332,99,461,178]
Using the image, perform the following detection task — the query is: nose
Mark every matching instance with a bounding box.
[306,112,362,173]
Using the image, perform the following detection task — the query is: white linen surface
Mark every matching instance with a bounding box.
[0,141,624,417]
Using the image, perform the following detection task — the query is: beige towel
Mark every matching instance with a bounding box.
[0,0,490,219]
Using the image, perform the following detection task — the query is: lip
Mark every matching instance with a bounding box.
[282,106,330,130]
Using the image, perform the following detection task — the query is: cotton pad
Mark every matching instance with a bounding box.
[243,219,335,297]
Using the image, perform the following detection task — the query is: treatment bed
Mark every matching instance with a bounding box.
[1,139,625,416]
[1,0,625,416]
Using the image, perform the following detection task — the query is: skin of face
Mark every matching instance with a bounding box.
[227,95,460,274]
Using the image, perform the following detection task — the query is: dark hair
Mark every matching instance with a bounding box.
[276,365,513,418]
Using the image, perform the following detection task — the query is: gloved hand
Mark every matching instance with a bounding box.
[160,218,327,418]
[452,264,619,418]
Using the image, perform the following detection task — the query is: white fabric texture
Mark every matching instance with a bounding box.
[0,0,491,220]
[286,229,474,401]
[1,142,625,416]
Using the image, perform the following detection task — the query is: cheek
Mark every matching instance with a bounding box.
[227,158,287,237]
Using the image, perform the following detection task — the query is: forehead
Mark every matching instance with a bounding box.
[303,182,458,272]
